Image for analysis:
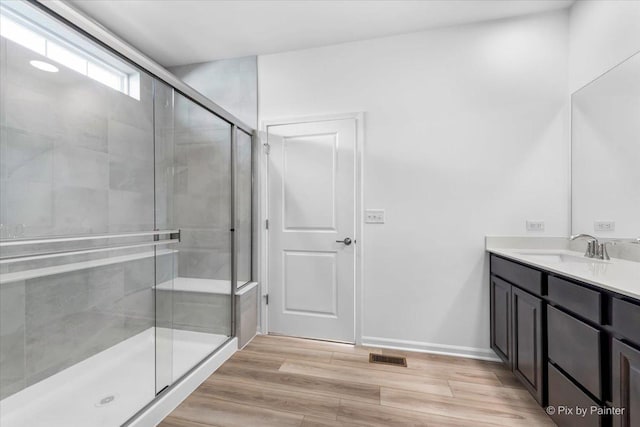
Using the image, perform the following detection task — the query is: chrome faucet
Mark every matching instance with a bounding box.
[570,234,616,260]
[596,241,615,261]
[570,234,598,258]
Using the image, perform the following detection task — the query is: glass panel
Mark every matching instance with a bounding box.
[153,81,175,392]
[155,86,232,384]
[236,130,252,287]
[0,2,156,425]
[0,245,159,426]
[155,241,177,393]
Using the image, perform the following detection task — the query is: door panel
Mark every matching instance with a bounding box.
[490,276,512,366]
[268,119,356,342]
[512,286,543,404]
[613,339,640,427]
[283,133,337,230]
[284,251,337,316]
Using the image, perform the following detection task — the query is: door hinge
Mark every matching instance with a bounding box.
[265,219,269,230]
[264,143,271,155]
[265,294,269,305]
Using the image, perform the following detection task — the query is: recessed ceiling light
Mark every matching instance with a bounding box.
[30,60,58,72]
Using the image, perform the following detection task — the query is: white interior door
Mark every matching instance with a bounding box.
[267,119,356,343]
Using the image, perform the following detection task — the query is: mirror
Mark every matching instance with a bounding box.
[571,51,640,239]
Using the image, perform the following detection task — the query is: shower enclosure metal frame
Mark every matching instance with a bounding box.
[1,1,256,425]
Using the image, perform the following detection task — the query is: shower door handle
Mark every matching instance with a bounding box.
[336,238,352,246]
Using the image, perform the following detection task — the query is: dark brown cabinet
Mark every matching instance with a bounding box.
[490,256,544,404]
[512,286,544,404]
[490,253,640,427]
[548,363,600,427]
[490,276,512,367]
[548,305,602,399]
[612,339,640,427]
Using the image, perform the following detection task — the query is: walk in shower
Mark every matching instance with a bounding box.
[0,1,253,425]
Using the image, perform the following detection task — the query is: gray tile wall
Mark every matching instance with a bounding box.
[166,58,256,284]
[236,285,258,349]
[157,89,233,283]
[0,281,25,399]
[168,56,258,129]
[158,290,230,335]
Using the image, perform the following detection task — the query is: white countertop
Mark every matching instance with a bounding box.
[487,247,640,300]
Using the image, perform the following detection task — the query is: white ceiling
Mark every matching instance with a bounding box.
[69,0,575,67]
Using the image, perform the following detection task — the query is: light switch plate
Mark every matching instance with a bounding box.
[365,209,385,224]
[594,221,615,232]
[526,220,545,232]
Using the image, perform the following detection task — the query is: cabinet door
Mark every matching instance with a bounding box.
[613,339,640,427]
[512,286,544,404]
[490,276,512,367]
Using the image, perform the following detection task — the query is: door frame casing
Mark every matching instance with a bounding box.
[259,112,365,344]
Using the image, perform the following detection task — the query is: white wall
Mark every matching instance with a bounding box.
[569,0,640,92]
[258,11,570,358]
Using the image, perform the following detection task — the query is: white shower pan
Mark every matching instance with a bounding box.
[0,327,228,427]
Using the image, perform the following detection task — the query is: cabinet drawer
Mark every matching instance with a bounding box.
[548,306,602,398]
[612,298,640,346]
[491,255,542,296]
[548,276,602,324]
[548,363,601,427]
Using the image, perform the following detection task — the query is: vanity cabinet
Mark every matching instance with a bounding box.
[490,254,640,426]
[511,286,544,403]
[490,256,544,404]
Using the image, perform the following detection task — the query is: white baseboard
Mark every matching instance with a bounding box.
[361,336,500,362]
[128,338,237,427]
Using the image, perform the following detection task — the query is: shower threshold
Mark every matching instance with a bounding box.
[0,328,228,427]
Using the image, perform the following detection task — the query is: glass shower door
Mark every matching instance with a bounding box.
[0,2,159,425]
[155,84,233,386]
[235,129,253,288]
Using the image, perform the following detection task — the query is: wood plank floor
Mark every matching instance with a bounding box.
[160,335,555,426]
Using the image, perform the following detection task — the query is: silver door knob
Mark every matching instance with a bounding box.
[336,238,352,245]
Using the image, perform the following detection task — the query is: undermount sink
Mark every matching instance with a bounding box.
[513,251,610,264]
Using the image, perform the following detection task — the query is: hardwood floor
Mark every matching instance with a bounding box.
[160,335,555,426]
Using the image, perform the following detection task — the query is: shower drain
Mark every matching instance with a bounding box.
[95,394,118,407]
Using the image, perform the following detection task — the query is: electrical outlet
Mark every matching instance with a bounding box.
[365,209,385,224]
[526,220,545,232]
[594,221,615,232]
